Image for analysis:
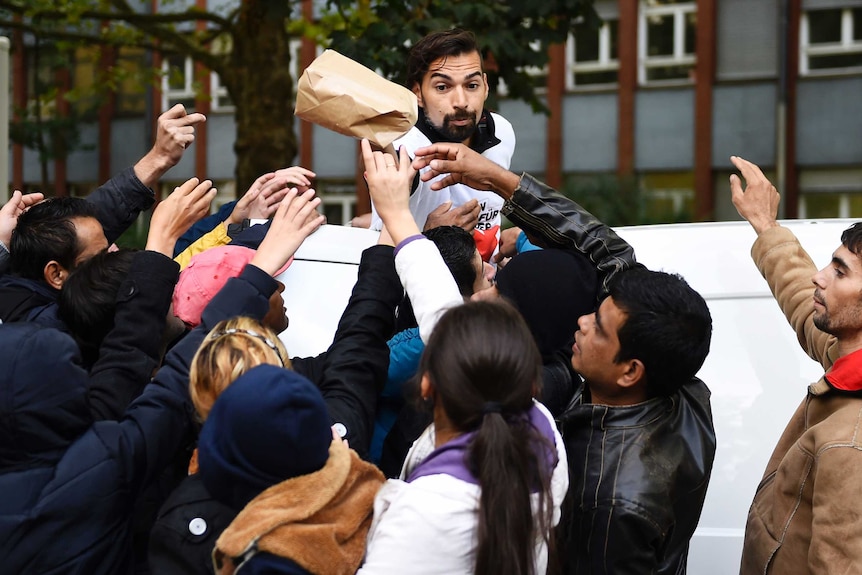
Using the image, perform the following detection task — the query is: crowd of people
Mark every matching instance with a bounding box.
[0,27,859,575]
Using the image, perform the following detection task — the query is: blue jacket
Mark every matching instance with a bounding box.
[0,166,155,326]
[0,264,276,574]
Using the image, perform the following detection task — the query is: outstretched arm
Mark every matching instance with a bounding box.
[133,104,206,188]
[412,143,639,296]
[730,155,835,366]
[362,139,462,342]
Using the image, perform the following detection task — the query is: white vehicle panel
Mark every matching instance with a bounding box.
[274,219,854,573]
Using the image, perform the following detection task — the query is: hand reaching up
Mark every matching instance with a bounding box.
[147,177,217,256]
[251,188,325,276]
[361,138,418,244]
[0,190,44,248]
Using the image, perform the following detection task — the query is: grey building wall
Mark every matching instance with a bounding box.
[716,0,778,81]
[66,123,100,183]
[498,99,547,174]
[22,147,53,184]
[635,89,694,170]
[797,77,862,166]
[802,0,862,8]
[562,92,618,172]
[712,83,777,167]
[312,126,356,179]
[206,113,236,180]
[110,118,149,178]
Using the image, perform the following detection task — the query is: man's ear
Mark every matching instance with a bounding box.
[412,83,424,108]
[482,72,489,101]
[616,359,645,390]
[43,260,68,290]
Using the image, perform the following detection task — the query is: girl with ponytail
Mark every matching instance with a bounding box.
[357,300,568,575]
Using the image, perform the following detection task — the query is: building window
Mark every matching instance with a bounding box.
[798,169,862,218]
[799,192,862,218]
[115,47,147,116]
[161,54,195,112]
[210,72,233,112]
[800,7,862,75]
[638,0,697,84]
[288,38,304,83]
[568,19,619,89]
[497,40,548,97]
[317,182,357,225]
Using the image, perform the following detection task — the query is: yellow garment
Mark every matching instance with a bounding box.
[214,440,384,575]
[174,224,231,270]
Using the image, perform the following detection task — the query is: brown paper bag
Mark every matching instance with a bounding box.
[295,50,418,148]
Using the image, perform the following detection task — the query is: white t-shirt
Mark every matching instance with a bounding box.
[370,112,516,261]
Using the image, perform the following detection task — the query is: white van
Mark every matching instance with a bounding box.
[276,219,852,574]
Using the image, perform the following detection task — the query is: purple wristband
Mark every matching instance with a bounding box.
[393,234,425,256]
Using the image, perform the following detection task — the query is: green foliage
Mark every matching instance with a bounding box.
[560,174,693,227]
[313,0,598,113]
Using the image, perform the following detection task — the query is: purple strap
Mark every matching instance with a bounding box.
[393,234,426,257]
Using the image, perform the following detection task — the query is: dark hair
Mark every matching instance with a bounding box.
[608,268,712,397]
[10,197,100,280]
[424,225,478,296]
[59,249,136,366]
[406,29,482,89]
[841,222,862,256]
[420,300,553,575]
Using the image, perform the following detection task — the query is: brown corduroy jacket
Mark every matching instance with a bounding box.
[740,225,862,575]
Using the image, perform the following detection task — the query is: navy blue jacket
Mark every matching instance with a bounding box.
[0,166,155,325]
[0,264,276,574]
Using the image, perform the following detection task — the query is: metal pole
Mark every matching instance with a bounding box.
[776,0,788,217]
[0,37,9,203]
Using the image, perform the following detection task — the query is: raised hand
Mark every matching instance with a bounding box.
[154,104,207,166]
[423,198,480,232]
[146,177,217,256]
[0,190,44,248]
[360,138,418,243]
[494,226,522,264]
[730,156,781,235]
[134,104,207,188]
[250,188,325,276]
[273,165,316,193]
[412,142,519,198]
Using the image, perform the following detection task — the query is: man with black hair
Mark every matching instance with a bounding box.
[410,141,716,574]
[0,104,206,328]
[369,28,515,262]
[0,176,214,330]
[731,157,862,575]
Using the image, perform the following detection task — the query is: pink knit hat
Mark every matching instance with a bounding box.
[172,245,292,327]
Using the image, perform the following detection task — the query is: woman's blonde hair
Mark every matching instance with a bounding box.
[189,316,291,421]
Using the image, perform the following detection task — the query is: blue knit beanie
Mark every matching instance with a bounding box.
[197,364,332,510]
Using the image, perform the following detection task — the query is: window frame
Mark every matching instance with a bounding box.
[799,7,862,76]
[161,55,196,112]
[567,18,620,90]
[210,71,233,112]
[638,0,697,86]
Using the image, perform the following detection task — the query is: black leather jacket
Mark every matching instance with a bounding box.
[504,174,716,574]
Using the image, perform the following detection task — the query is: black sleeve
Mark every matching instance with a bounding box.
[296,245,401,458]
[85,167,156,244]
[502,173,643,297]
[88,251,180,421]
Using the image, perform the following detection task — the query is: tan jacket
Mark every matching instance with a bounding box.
[740,226,862,575]
[213,440,384,575]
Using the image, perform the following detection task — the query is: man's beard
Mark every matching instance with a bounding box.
[813,312,833,334]
[426,110,478,143]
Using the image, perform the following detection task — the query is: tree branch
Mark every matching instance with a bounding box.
[0,18,165,53]
[0,0,234,28]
